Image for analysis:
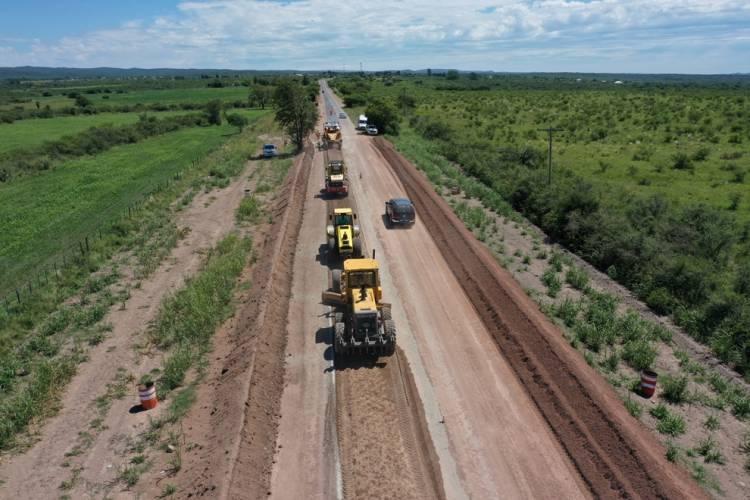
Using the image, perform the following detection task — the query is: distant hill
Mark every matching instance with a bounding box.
[1,66,748,86]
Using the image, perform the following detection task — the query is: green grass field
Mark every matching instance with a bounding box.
[339,79,750,220]
[0,111,191,154]
[0,124,239,292]
[1,86,251,111]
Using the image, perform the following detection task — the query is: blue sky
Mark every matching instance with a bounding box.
[1,0,749,73]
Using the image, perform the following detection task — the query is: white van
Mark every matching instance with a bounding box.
[357,114,367,130]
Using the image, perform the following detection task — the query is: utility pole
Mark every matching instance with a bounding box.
[537,126,561,185]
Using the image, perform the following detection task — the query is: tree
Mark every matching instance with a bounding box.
[75,94,91,108]
[396,92,416,111]
[226,113,249,131]
[273,79,316,150]
[205,100,223,125]
[250,86,272,109]
[446,70,459,80]
[365,98,399,135]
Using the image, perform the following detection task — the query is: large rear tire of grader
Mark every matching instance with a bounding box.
[334,321,346,355]
[381,305,392,321]
[383,319,396,356]
[332,269,342,293]
[353,237,362,258]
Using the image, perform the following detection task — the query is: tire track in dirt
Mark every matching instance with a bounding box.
[173,142,314,499]
[375,137,706,500]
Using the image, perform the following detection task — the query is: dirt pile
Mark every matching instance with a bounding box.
[375,137,706,499]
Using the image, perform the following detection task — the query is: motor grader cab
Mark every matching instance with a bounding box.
[322,258,396,356]
[326,208,361,259]
[322,122,342,150]
[325,160,348,195]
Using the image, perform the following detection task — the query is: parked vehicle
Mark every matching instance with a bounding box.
[385,198,416,227]
[366,125,378,136]
[339,112,347,119]
[263,144,278,158]
[357,114,368,130]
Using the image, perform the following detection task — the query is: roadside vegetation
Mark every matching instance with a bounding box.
[333,73,750,380]
[0,104,274,450]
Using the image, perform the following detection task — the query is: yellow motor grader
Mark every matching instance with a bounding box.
[322,257,396,356]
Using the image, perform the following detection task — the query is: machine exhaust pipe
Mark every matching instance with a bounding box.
[372,249,376,259]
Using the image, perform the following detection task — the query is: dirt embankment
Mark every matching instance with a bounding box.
[375,137,707,500]
[171,142,314,499]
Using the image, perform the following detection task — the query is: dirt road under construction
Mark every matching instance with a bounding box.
[268,80,705,500]
[174,81,705,499]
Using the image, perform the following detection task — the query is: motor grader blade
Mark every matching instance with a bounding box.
[322,290,347,305]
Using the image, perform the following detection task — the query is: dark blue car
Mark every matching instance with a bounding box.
[385,198,416,227]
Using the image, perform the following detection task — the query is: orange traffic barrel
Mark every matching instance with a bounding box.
[138,382,158,410]
[640,370,658,398]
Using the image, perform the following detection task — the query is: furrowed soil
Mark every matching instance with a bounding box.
[374,137,707,499]
[335,350,444,500]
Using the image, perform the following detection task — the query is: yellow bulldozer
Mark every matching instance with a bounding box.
[327,208,362,259]
[322,257,396,356]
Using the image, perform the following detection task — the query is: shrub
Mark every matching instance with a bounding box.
[657,413,686,436]
[555,298,579,327]
[236,197,261,222]
[703,414,720,431]
[205,100,222,125]
[692,147,710,161]
[661,374,689,404]
[542,268,562,298]
[672,152,693,171]
[624,398,642,418]
[622,339,657,370]
[365,98,400,135]
[695,436,725,464]
[565,266,589,290]
[666,441,679,462]
[650,403,669,420]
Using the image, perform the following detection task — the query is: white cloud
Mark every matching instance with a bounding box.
[2,0,749,72]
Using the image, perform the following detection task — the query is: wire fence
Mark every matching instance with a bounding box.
[0,157,206,316]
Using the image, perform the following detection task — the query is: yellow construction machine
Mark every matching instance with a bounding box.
[327,208,362,259]
[322,122,342,150]
[322,257,396,356]
[324,160,348,196]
